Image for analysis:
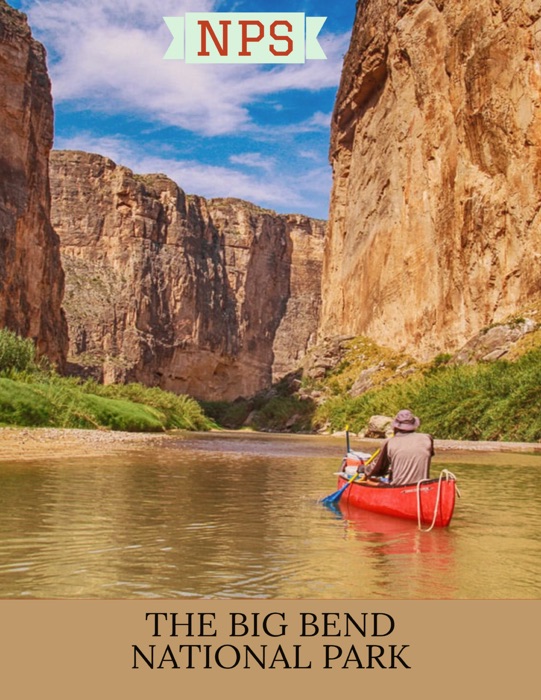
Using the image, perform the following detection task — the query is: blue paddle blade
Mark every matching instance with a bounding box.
[319,481,351,505]
[321,500,343,518]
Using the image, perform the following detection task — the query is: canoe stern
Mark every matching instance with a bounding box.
[337,474,457,527]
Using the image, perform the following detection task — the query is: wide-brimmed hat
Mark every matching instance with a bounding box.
[392,409,420,432]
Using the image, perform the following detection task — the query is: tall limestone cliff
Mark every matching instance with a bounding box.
[320,0,541,360]
[0,1,67,366]
[50,150,325,400]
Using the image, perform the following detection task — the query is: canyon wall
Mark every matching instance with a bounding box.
[320,0,541,359]
[50,151,325,400]
[0,1,67,366]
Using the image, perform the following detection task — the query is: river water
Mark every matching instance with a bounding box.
[0,432,540,599]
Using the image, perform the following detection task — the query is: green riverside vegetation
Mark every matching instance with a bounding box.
[314,348,541,442]
[205,336,541,443]
[0,329,211,432]
[2,326,540,441]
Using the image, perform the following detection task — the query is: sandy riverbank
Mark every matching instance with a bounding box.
[0,426,540,462]
[0,427,172,462]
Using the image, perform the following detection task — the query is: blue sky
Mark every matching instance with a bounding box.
[10,1,355,219]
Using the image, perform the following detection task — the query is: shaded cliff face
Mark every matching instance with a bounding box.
[0,1,67,366]
[320,0,541,359]
[50,151,325,400]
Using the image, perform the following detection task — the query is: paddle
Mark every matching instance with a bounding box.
[320,447,381,506]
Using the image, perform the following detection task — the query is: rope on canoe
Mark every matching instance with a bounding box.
[416,469,458,532]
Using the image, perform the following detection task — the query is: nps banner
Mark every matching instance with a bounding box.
[163,13,327,63]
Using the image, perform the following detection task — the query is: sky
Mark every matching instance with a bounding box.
[10,0,356,219]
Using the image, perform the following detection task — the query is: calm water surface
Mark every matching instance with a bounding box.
[0,432,540,599]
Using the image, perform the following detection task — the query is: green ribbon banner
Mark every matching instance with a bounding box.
[163,13,326,64]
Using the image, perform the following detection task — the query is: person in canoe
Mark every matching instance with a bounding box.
[363,409,434,486]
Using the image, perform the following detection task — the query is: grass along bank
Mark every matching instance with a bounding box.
[0,329,211,432]
[0,374,212,432]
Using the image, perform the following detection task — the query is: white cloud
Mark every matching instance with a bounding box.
[26,0,348,136]
[53,133,330,216]
[306,111,332,128]
[248,110,332,142]
[229,152,275,171]
[298,148,324,161]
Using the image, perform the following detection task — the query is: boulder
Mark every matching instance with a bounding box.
[365,415,393,438]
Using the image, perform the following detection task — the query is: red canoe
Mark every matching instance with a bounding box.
[335,472,457,528]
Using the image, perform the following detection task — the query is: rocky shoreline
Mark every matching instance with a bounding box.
[1,426,540,463]
[433,439,541,454]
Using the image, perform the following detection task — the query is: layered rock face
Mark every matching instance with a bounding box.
[50,151,325,400]
[320,0,541,360]
[0,1,67,366]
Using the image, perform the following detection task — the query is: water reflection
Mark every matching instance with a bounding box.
[328,501,459,598]
[0,433,540,599]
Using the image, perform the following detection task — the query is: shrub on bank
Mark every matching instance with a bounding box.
[250,395,315,431]
[201,400,252,429]
[0,329,36,373]
[0,378,51,426]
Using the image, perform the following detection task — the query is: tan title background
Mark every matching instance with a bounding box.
[1,599,538,698]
